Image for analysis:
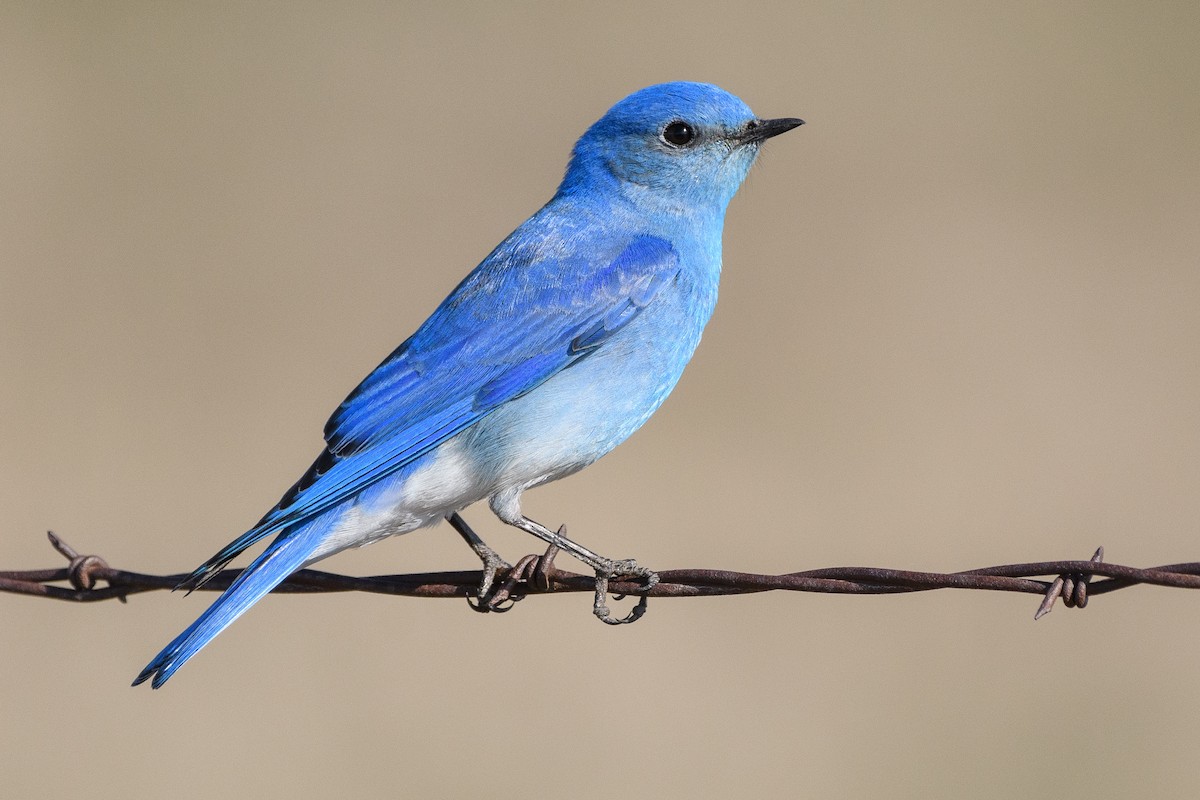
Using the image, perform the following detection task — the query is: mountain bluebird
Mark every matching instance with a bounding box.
[134,81,802,688]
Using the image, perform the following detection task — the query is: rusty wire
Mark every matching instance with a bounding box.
[3,532,1200,620]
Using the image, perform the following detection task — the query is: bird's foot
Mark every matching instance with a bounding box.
[475,539,561,612]
[473,542,511,602]
[464,541,520,614]
[592,559,657,625]
[460,521,563,614]
[448,512,514,609]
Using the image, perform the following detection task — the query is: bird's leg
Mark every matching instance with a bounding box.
[504,515,658,624]
[446,512,509,600]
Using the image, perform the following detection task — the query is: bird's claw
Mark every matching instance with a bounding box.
[456,512,655,625]
[465,547,513,613]
[468,539,562,614]
[475,547,510,600]
[592,559,656,625]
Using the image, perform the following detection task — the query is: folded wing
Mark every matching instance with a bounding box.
[182,234,680,587]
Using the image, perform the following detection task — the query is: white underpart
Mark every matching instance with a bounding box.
[302,436,486,563]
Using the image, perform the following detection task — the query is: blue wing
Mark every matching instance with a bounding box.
[180,233,680,588]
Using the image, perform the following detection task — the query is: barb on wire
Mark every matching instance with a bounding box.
[4,532,1200,621]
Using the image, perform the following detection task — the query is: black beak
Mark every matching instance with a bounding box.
[738,117,805,145]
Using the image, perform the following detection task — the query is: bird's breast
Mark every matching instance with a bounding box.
[464,269,717,491]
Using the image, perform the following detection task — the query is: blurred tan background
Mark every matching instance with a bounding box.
[3,2,1199,797]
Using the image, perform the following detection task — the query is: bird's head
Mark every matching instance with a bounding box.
[560,82,802,216]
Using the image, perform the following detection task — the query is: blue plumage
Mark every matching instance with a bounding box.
[134,82,802,687]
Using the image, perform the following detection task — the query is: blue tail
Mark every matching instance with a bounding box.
[133,514,335,688]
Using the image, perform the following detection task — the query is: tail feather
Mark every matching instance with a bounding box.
[175,524,279,593]
[133,514,335,688]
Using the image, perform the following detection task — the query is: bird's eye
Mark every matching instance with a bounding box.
[661,121,697,147]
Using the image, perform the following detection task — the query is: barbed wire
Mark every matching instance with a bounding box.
[3,531,1200,621]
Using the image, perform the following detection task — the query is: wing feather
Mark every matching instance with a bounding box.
[181,234,679,587]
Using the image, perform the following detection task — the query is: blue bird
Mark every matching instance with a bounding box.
[134,81,802,688]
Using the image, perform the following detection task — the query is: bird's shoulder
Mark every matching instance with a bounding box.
[437,202,672,317]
